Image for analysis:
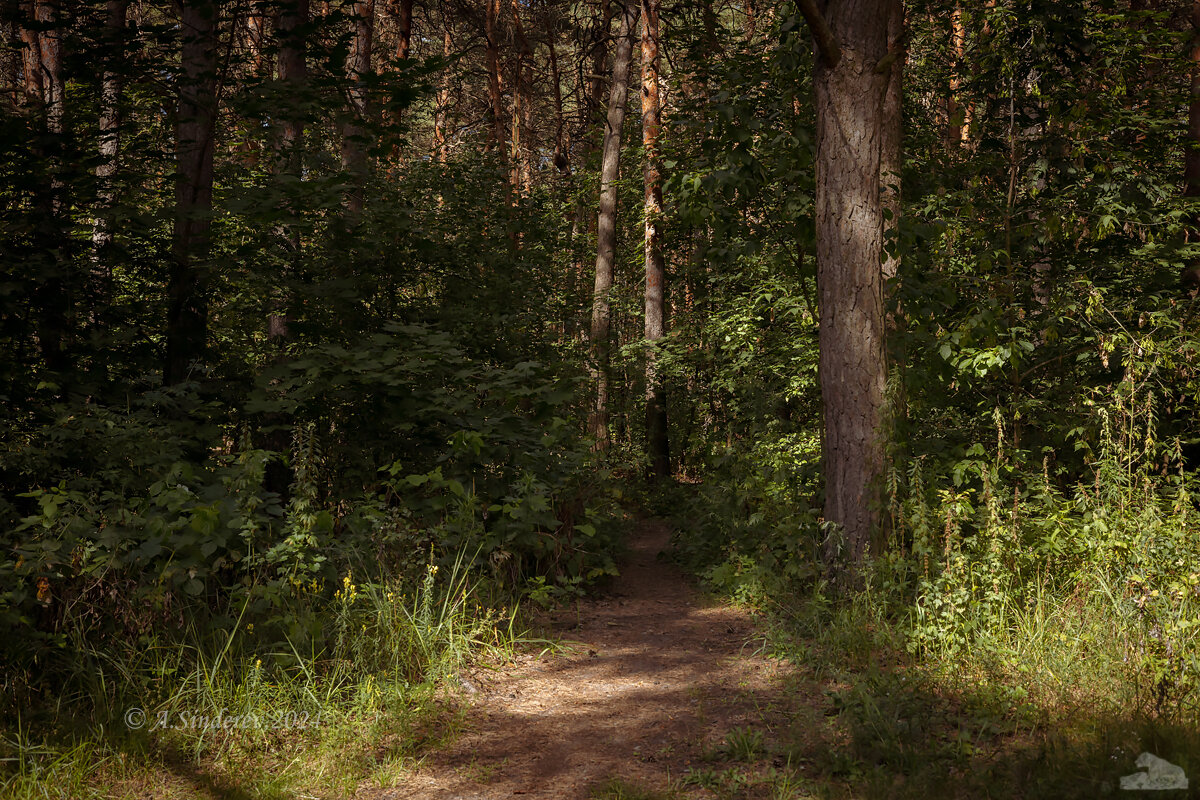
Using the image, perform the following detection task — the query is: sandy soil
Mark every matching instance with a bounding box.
[359,518,805,800]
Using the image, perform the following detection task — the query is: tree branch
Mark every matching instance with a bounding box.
[797,0,840,68]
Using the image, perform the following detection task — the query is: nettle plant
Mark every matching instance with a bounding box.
[899,373,1200,715]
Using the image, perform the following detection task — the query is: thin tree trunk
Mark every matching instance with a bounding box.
[587,0,613,132]
[392,0,412,59]
[802,0,891,583]
[247,3,267,72]
[166,0,219,385]
[434,20,452,162]
[18,1,41,104]
[947,4,968,146]
[92,0,129,282]
[36,0,61,131]
[386,0,412,159]
[641,0,669,478]
[509,0,532,192]
[589,0,640,449]
[341,0,374,217]
[278,0,308,157]
[546,7,567,173]
[1,18,19,105]
[485,0,505,150]
[23,0,68,373]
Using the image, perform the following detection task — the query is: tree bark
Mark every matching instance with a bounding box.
[545,5,568,173]
[341,0,374,217]
[588,0,640,449]
[947,4,968,146]
[809,0,891,582]
[1,18,19,106]
[166,0,219,385]
[278,0,308,158]
[586,0,613,132]
[641,0,669,478]
[509,0,532,192]
[92,0,129,280]
[485,0,506,150]
[247,3,267,73]
[434,19,452,162]
[392,0,412,59]
[22,0,68,373]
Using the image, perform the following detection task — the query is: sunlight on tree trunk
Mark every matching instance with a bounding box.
[589,0,640,450]
[803,0,891,584]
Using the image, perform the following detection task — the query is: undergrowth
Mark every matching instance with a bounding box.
[667,376,1200,798]
[0,545,544,799]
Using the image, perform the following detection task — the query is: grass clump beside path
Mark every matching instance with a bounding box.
[0,550,531,800]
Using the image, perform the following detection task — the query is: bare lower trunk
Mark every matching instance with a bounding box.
[806,0,891,583]
[641,0,669,478]
[589,0,640,448]
[166,0,218,385]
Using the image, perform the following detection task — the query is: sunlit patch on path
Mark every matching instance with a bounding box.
[360,519,801,799]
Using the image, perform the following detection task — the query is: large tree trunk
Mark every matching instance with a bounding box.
[341,0,374,217]
[588,0,640,449]
[166,0,219,385]
[641,0,669,478]
[802,0,891,582]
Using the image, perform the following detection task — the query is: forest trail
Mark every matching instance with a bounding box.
[363,519,804,799]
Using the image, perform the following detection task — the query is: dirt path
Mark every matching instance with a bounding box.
[362,519,804,799]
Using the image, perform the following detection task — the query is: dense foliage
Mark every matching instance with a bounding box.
[4,0,1200,794]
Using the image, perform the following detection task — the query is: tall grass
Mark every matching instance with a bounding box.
[0,547,523,799]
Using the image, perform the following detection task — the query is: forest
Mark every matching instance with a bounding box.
[3,0,1200,797]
